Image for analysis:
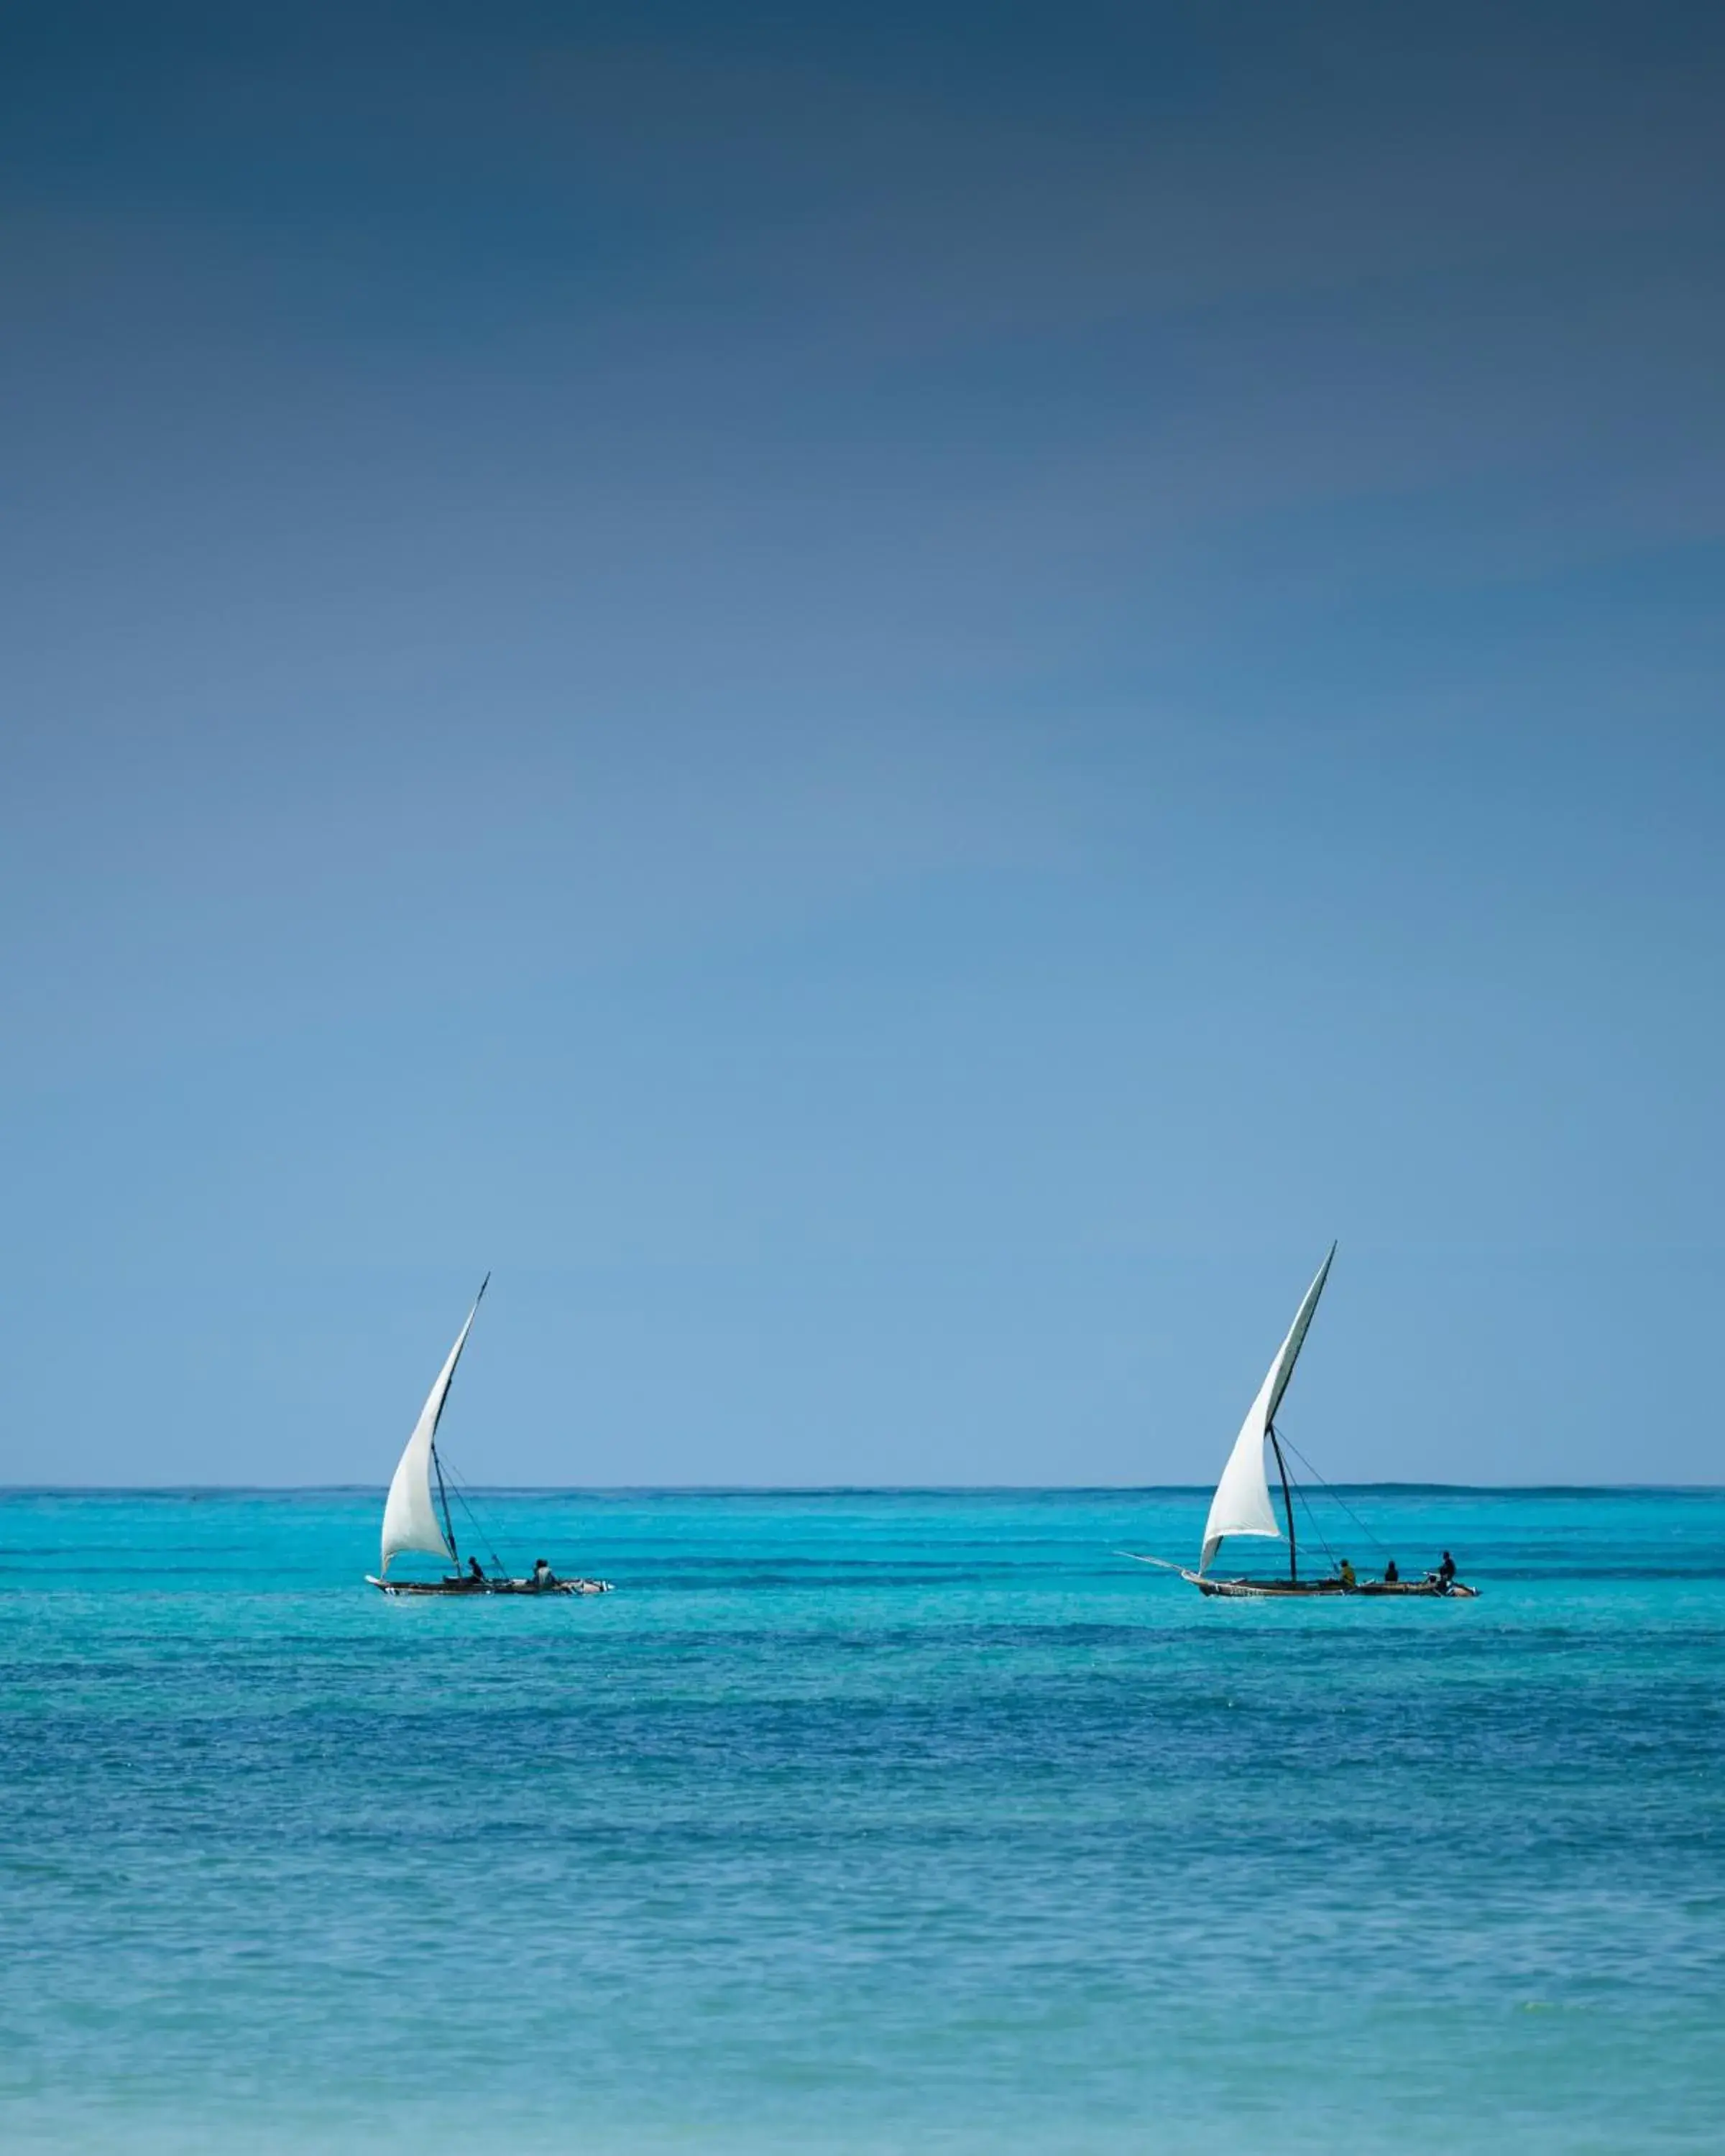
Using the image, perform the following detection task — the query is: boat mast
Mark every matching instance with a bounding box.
[426,1274,487,1569]
[432,1442,459,1566]
[1268,1425,1297,1583]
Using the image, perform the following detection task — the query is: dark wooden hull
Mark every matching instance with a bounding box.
[1197,1574,1476,1600]
[1355,1579,1478,1597]
[367,1575,613,1597]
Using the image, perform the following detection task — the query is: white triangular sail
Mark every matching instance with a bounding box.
[380,1279,488,1575]
[1199,1245,1335,1573]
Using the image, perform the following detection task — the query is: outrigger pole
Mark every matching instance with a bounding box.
[1268,1423,1297,1583]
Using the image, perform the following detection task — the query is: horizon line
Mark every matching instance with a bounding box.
[3,1481,1721,1498]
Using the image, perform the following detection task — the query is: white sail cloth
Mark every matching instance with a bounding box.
[1199,1245,1335,1572]
[380,1282,487,1574]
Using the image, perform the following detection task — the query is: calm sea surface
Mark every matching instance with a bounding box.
[1,1488,1721,2154]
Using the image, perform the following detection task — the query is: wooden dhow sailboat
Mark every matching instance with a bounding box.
[366,1276,612,1597]
[1133,1245,1476,1600]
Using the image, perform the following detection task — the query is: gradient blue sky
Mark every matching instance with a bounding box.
[3,1,1722,1486]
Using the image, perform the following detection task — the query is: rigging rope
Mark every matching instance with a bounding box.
[1273,1439,1339,1569]
[438,1456,510,1578]
[1276,1429,1394,1561]
[1290,1475,1338,1570]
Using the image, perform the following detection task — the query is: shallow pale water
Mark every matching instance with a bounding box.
[1,1488,1721,2153]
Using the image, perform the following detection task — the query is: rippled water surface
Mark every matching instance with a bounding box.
[2,1488,1722,2153]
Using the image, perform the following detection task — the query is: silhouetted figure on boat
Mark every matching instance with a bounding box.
[468,1556,485,1583]
[1383,1558,1399,1583]
[1338,1557,1356,1589]
[1437,1550,1456,1588]
[533,1557,557,1589]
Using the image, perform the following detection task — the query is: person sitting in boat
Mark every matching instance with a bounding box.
[467,1556,486,1583]
[1383,1558,1399,1583]
[1437,1550,1457,1588]
[1338,1557,1356,1589]
[532,1557,557,1589]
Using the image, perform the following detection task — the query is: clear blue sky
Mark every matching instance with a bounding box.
[3,1,1721,1487]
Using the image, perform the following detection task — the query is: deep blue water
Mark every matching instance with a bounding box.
[1,1488,1722,2153]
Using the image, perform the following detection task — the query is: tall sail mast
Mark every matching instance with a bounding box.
[432,1443,459,1565]
[1268,1427,1297,1582]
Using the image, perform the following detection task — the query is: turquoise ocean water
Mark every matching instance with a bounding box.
[2,1488,1721,2154]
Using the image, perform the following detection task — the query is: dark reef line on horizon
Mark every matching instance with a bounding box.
[4,1482,1722,1499]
